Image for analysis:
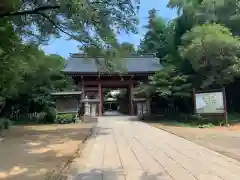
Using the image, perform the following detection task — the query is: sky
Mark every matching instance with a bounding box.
[41,0,177,58]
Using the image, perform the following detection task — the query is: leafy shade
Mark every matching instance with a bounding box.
[2,0,139,47]
[180,23,240,88]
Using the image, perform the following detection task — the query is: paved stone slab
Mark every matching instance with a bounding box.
[69,116,240,180]
[114,133,143,171]
[125,170,147,180]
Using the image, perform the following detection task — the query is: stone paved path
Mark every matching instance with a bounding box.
[68,116,240,180]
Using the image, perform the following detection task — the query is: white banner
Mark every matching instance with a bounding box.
[195,92,224,114]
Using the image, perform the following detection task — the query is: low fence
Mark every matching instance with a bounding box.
[10,112,47,122]
[151,106,180,116]
[139,106,185,122]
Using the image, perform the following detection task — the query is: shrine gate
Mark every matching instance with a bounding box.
[63,54,162,116]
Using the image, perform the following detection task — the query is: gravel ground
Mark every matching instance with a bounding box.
[0,123,95,180]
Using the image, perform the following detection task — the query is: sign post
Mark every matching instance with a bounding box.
[222,87,228,125]
[193,88,196,114]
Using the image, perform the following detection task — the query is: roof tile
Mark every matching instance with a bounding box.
[63,54,163,73]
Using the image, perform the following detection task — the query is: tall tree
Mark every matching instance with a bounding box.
[135,7,195,103]
[139,9,168,61]
[180,23,240,88]
[0,22,73,117]
[168,0,240,33]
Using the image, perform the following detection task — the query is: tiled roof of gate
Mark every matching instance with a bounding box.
[63,54,163,74]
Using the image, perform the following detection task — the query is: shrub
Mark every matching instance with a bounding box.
[55,113,75,124]
[189,114,204,124]
[43,109,57,123]
[188,114,222,125]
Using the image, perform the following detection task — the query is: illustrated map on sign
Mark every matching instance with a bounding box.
[195,92,224,114]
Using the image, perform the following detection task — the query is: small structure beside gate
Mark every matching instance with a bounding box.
[51,91,82,114]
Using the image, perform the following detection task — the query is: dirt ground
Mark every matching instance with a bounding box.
[151,123,240,161]
[0,123,95,180]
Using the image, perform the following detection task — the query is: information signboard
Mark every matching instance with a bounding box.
[194,91,224,114]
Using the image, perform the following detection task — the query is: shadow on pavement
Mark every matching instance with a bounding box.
[72,168,164,180]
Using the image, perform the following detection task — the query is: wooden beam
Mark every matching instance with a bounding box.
[70,72,155,77]
[84,87,98,92]
[84,80,137,86]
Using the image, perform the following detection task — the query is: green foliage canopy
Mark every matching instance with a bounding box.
[180,23,240,88]
[0,21,74,117]
[135,2,240,105]
[1,0,140,49]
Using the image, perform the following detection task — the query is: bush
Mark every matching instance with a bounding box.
[55,113,75,124]
[0,118,12,131]
[43,109,56,123]
[187,114,222,125]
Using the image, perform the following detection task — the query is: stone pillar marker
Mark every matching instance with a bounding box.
[84,95,90,116]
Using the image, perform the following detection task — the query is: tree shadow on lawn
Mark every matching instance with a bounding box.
[0,123,100,180]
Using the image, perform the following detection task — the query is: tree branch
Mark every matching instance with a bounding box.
[37,12,87,48]
[0,4,87,46]
[0,5,60,17]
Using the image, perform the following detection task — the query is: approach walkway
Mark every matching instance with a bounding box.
[68,116,240,180]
